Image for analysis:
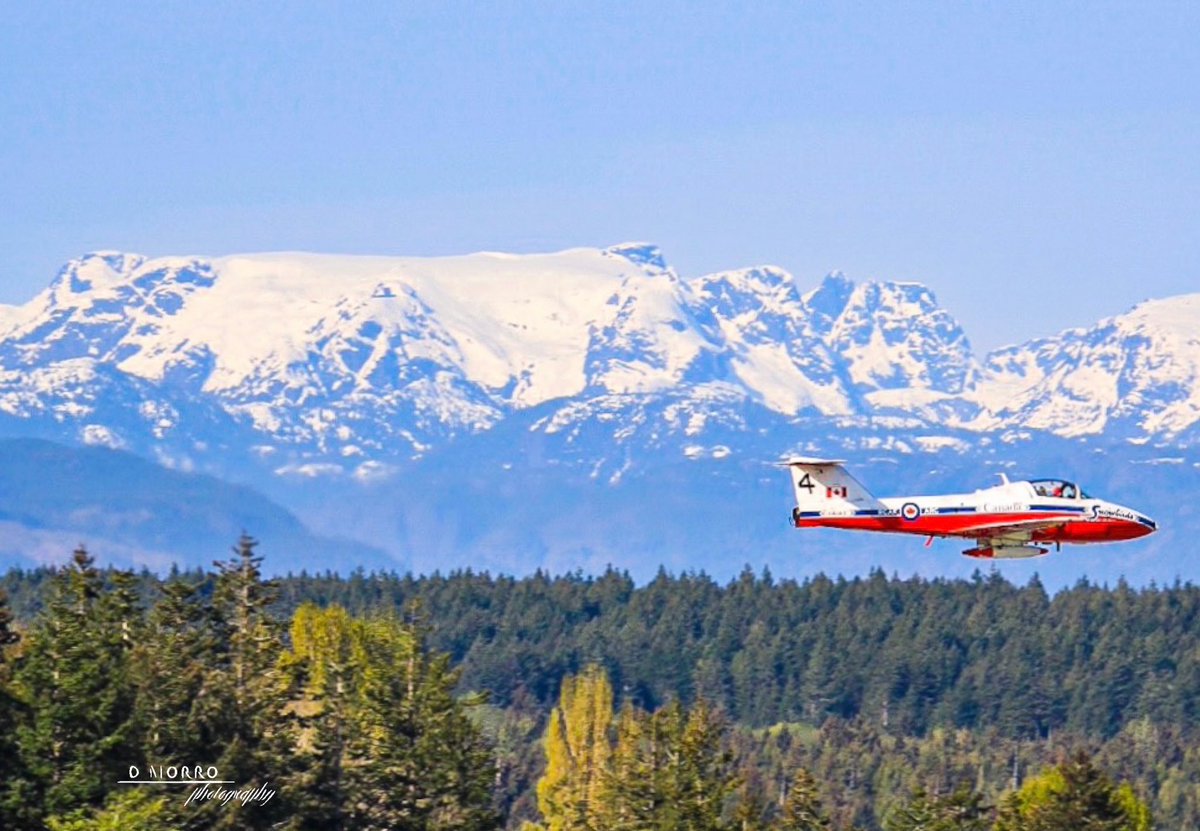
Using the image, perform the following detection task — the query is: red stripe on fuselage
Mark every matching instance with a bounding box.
[794,511,1151,542]
[1035,520,1152,543]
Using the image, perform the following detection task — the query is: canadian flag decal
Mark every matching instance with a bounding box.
[827,486,848,498]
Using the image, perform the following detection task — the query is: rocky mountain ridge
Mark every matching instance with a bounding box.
[2,243,1194,484]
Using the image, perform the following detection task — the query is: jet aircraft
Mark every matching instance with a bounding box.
[781,458,1157,558]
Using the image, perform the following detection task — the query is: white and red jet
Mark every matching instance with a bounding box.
[782,458,1157,559]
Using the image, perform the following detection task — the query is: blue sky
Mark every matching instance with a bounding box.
[1,1,1197,351]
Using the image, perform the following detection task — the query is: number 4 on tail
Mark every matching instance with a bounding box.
[796,473,815,493]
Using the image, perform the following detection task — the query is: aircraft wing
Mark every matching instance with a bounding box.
[953,517,1068,540]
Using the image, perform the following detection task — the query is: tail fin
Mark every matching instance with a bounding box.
[779,457,881,513]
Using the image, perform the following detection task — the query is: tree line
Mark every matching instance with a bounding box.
[2,546,1197,828]
[10,561,1195,742]
[269,564,1200,741]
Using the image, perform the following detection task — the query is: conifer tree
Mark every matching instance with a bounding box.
[0,585,30,829]
[283,602,357,830]
[594,693,736,831]
[15,546,140,822]
[883,785,988,831]
[0,585,21,651]
[777,768,831,831]
[673,697,736,831]
[45,788,175,831]
[339,607,499,830]
[599,702,669,830]
[731,767,770,831]
[131,575,218,762]
[212,532,281,713]
[203,532,295,831]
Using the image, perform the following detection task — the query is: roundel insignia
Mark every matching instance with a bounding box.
[901,502,921,522]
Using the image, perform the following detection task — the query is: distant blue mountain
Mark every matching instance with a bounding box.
[0,438,391,573]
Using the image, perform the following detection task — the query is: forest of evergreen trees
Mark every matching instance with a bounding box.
[1,541,1196,829]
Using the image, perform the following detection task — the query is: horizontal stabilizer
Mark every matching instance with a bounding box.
[777,457,848,467]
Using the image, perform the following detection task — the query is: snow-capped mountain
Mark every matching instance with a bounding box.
[0,245,712,469]
[0,244,982,471]
[688,266,854,415]
[0,244,1196,478]
[0,243,1195,582]
[970,295,1200,441]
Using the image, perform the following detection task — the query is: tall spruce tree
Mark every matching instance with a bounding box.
[131,575,219,763]
[0,585,31,829]
[599,701,677,830]
[212,533,281,713]
[283,602,357,830]
[731,766,771,831]
[14,546,140,823]
[672,697,736,831]
[44,788,175,831]
[339,607,499,831]
[203,532,295,831]
[883,785,988,831]
[777,768,831,831]
[543,671,736,831]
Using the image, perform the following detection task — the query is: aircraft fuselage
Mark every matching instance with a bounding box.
[791,480,1156,544]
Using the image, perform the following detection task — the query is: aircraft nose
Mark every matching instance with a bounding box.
[1110,503,1156,537]
[1131,511,1157,535]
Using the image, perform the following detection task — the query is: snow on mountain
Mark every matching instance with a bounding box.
[2,244,1198,582]
[0,246,729,462]
[685,267,980,419]
[580,249,720,395]
[689,267,856,415]
[807,274,979,404]
[1,245,725,460]
[0,303,22,337]
[0,243,1196,482]
[973,294,1200,439]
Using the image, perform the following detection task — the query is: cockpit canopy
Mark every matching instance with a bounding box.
[1029,478,1089,499]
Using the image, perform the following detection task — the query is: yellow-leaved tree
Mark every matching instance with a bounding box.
[535,664,613,831]
[994,751,1152,831]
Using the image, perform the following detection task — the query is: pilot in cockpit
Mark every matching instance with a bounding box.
[1032,479,1078,499]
